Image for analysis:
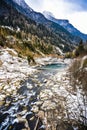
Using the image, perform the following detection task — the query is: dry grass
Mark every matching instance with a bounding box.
[69,58,87,128]
[69,58,87,93]
[0,60,3,67]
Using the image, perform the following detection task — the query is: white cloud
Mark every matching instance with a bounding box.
[43,0,66,17]
[68,12,87,34]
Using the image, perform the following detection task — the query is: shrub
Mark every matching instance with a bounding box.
[69,58,87,93]
[27,53,35,65]
[75,40,86,57]
[69,58,87,127]
[18,52,22,58]
[65,52,72,58]
[0,41,4,47]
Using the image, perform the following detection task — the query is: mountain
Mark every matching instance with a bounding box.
[3,0,81,44]
[0,0,80,55]
[43,11,87,41]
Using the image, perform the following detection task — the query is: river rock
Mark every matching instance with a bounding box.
[6,88,13,93]
[0,94,6,99]
[41,100,56,110]
[0,100,5,106]
[19,110,27,116]
[35,101,43,106]
[14,115,30,130]
[26,82,33,89]
[0,84,4,90]
[37,111,45,119]
[31,105,39,113]
[43,79,47,83]
[40,89,53,100]
[3,85,10,90]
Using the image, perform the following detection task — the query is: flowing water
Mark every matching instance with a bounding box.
[0,63,67,130]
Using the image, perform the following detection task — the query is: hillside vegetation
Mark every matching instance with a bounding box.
[65,40,87,58]
[0,26,57,64]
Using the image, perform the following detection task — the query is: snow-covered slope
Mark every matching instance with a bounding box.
[12,0,33,11]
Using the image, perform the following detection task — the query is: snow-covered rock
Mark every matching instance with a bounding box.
[0,48,36,97]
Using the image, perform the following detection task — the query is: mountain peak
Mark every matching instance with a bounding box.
[43,11,55,19]
[43,11,69,24]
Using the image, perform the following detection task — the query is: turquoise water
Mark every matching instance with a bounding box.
[41,63,67,70]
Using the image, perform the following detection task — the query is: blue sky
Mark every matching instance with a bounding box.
[25,0,87,34]
[65,0,87,11]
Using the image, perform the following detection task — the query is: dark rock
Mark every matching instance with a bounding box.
[26,113,36,129]
[17,85,28,95]
[0,112,9,124]
[17,105,25,112]
[26,113,43,130]
[66,126,74,130]
[12,122,25,130]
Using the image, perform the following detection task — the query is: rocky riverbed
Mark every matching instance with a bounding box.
[0,48,85,130]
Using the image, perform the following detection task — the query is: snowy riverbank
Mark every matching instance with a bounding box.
[0,48,84,130]
[0,48,67,102]
[0,48,36,101]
